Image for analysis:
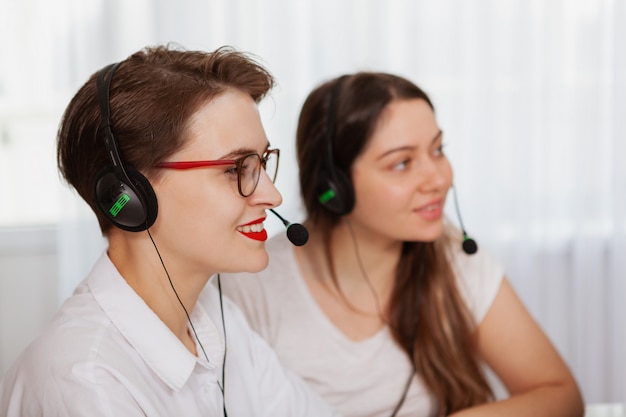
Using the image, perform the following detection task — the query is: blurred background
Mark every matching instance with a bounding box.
[0,0,624,405]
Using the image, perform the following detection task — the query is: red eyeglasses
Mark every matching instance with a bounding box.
[156,149,280,197]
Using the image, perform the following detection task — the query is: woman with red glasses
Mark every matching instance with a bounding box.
[0,45,339,417]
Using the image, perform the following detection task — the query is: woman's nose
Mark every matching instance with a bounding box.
[251,169,283,208]
[418,158,451,192]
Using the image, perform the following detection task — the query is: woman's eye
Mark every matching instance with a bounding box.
[238,162,253,176]
[434,144,446,156]
[392,159,410,171]
[225,166,239,178]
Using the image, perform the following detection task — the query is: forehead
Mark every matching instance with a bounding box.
[364,98,438,154]
[177,89,268,158]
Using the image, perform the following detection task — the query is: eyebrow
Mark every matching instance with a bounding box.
[219,142,271,160]
[376,130,443,160]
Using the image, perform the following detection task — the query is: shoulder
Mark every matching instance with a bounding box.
[0,294,128,409]
[446,240,505,325]
[1,252,147,401]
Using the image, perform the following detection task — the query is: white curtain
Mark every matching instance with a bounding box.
[2,0,624,404]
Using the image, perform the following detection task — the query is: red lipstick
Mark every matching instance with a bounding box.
[237,218,268,242]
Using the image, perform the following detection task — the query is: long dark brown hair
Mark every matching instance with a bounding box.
[57,44,274,234]
[296,72,493,415]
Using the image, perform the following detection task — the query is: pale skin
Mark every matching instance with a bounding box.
[296,98,584,416]
[106,89,282,356]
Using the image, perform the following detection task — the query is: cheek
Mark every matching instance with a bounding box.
[351,178,412,223]
[154,178,235,240]
[156,194,249,266]
[442,159,454,186]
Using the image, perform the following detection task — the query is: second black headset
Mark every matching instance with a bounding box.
[93,62,158,232]
[316,76,356,216]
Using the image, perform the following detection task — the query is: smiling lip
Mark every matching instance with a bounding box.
[414,199,444,221]
[237,217,268,242]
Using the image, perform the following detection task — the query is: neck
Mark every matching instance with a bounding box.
[332,219,402,287]
[300,219,403,313]
[107,229,212,354]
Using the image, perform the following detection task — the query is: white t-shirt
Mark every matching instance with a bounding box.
[0,251,340,417]
[220,233,504,417]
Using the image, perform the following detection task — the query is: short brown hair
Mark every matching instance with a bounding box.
[57,45,275,234]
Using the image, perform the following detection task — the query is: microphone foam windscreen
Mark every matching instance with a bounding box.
[287,224,309,246]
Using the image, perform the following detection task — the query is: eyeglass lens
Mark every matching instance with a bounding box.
[239,151,278,197]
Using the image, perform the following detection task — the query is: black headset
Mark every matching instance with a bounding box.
[93,62,158,232]
[316,76,356,215]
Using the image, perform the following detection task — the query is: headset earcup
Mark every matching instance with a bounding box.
[317,168,355,215]
[94,166,158,232]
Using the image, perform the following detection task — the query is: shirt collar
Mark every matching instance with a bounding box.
[87,251,224,391]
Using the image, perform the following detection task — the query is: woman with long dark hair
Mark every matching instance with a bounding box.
[222,72,583,416]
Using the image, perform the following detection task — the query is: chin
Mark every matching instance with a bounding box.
[225,253,269,273]
[403,228,443,243]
